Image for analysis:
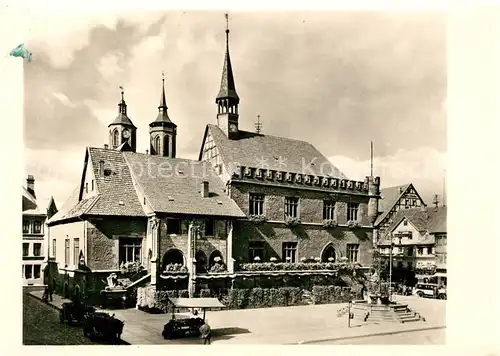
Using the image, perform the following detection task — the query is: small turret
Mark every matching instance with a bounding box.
[367,176,380,226]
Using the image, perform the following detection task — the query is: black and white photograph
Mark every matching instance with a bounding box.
[9,5,486,348]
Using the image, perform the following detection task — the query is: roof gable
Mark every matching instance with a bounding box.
[85,148,145,217]
[204,124,347,179]
[381,206,447,240]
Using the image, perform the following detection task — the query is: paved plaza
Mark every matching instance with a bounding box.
[28,291,445,345]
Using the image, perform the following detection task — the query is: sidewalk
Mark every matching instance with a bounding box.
[28,291,445,345]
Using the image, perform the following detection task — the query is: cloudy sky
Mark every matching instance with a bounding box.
[23,11,446,210]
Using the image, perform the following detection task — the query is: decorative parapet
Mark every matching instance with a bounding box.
[236,165,380,195]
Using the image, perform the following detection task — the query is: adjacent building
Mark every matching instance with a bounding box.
[22,175,57,285]
[377,205,447,285]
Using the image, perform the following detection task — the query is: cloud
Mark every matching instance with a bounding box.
[24,12,446,207]
[330,146,447,204]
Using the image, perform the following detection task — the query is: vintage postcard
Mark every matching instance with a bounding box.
[2,2,498,354]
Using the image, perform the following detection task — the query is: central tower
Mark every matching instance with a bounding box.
[216,13,240,140]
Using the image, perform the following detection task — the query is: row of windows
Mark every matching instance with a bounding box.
[23,220,43,234]
[54,238,81,266]
[249,194,359,221]
[23,242,42,257]
[381,246,434,256]
[22,264,41,279]
[248,241,360,263]
[164,218,215,236]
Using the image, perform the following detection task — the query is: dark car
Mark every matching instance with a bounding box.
[83,312,124,341]
[162,316,204,339]
[59,302,96,326]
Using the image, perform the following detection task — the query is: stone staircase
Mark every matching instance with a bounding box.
[352,300,422,324]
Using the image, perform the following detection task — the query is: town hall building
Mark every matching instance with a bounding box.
[46,20,381,300]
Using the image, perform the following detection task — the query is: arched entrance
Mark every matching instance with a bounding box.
[195,250,208,273]
[209,250,223,268]
[162,249,184,271]
[321,244,336,262]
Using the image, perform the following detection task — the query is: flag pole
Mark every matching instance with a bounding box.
[370,141,374,177]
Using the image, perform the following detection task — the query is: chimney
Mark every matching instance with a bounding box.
[27,175,35,198]
[399,187,404,194]
[104,144,109,149]
[99,160,104,177]
[201,181,209,198]
[146,149,149,154]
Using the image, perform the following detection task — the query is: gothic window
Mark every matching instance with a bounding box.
[154,135,161,155]
[249,194,265,215]
[282,242,297,263]
[323,201,335,220]
[112,129,119,147]
[249,241,265,262]
[347,203,359,221]
[284,197,299,218]
[347,243,359,262]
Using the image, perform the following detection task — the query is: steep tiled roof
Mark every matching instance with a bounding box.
[216,36,239,101]
[47,185,94,224]
[206,124,347,179]
[379,184,410,213]
[380,206,447,241]
[124,152,245,218]
[109,113,136,127]
[22,186,37,212]
[86,148,145,217]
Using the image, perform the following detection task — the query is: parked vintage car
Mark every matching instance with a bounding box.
[59,302,96,326]
[83,312,124,341]
[414,283,447,299]
[162,316,204,339]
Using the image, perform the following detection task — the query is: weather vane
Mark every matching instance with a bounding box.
[225,12,229,31]
[119,86,124,100]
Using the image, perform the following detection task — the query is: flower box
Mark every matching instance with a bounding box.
[284,216,301,226]
[248,215,267,224]
[322,219,338,228]
[163,263,188,274]
[347,220,362,229]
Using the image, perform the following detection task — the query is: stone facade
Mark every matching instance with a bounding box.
[229,181,375,266]
[86,218,147,271]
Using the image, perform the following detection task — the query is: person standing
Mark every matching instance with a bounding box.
[199,320,211,345]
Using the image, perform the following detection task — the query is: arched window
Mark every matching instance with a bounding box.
[209,250,223,267]
[164,135,170,156]
[162,249,184,271]
[154,135,161,155]
[321,244,336,263]
[112,129,119,147]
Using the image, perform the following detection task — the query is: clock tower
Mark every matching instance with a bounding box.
[149,73,177,158]
[216,13,240,140]
[108,88,137,152]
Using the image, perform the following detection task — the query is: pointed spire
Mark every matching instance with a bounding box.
[153,72,174,124]
[216,12,239,102]
[159,71,167,110]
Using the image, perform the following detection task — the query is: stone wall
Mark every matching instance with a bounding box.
[86,218,147,270]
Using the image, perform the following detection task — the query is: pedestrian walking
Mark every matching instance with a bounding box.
[199,320,211,345]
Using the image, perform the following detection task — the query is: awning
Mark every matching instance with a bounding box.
[168,297,226,309]
[433,272,447,278]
